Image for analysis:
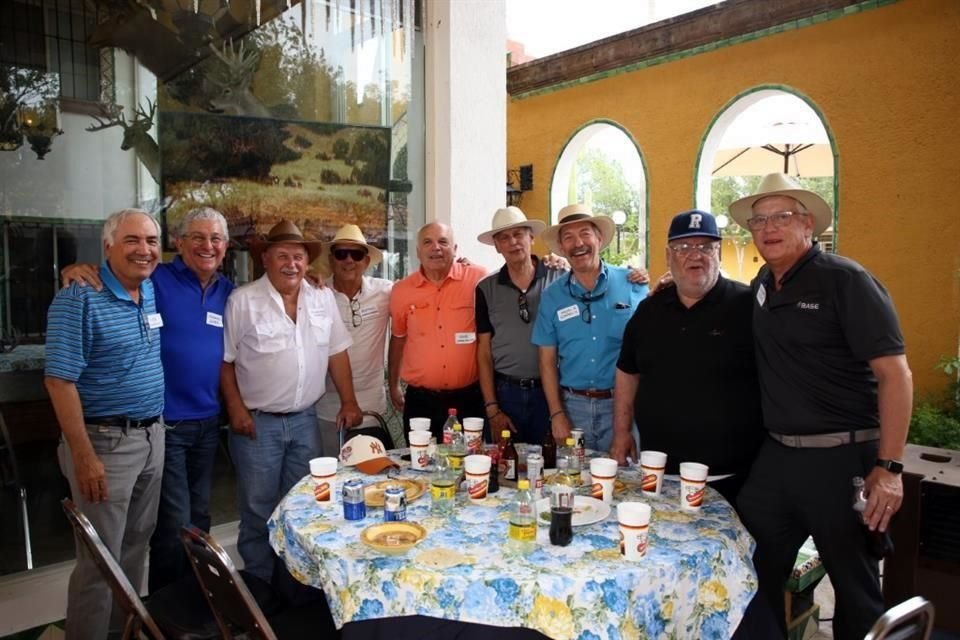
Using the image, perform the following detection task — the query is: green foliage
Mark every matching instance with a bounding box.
[908,356,960,450]
[573,147,644,266]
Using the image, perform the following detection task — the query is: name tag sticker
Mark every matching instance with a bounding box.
[455,332,476,344]
[557,304,580,322]
[147,313,164,329]
[206,312,223,327]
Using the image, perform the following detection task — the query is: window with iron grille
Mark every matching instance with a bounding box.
[0,0,101,102]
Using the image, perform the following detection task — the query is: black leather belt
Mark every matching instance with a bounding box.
[496,373,541,389]
[562,386,613,399]
[769,428,881,448]
[85,415,160,429]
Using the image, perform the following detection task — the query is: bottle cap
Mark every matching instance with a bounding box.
[448,408,456,415]
[517,479,530,490]
[501,430,511,438]
[565,437,575,446]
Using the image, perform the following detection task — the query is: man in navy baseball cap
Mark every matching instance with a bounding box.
[667,209,722,242]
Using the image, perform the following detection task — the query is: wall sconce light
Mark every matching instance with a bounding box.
[19,105,64,160]
[506,164,533,207]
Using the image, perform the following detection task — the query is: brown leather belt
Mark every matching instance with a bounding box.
[562,386,613,399]
[769,428,880,448]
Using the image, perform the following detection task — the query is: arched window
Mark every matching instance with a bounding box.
[695,88,837,282]
[550,121,648,266]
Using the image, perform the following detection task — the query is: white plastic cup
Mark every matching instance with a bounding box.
[679,462,709,511]
[617,502,651,560]
[640,450,668,495]
[589,457,618,504]
[464,454,492,501]
[309,457,338,503]
[409,430,432,470]
[463,417,484,454]
[409,417,431,431]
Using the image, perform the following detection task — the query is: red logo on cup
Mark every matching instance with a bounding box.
[590,482,603,499]
[468,479,488,499]
[685,487,705,506]
[417,452,429,466]
[637,539,648,555]
[314,482,331,501]
[641,473,658,491]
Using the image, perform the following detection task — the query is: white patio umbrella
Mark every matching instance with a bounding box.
[711,95,835,178]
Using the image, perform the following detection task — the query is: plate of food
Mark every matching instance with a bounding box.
[543,472,627,495]
[360,521,427,555]
[535,495,611,527]
[364,478,426,507]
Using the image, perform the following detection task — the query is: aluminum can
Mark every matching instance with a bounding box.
[526,453,544,498]
[342,478,366,521]
[383,485,407,522]
[570,429,585,465]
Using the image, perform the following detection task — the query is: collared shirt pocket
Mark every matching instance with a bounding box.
[252,322,287,353]
[309,312,332,346]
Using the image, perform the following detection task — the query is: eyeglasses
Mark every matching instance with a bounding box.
[567,277,606,325]
[349,297,362,328]
[668,242,718,257]
[183,233,226,247]
[333,247,368,261]
[745,211,808,231]
[518,292,530,323]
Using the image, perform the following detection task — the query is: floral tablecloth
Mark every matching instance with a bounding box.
[268,454,757,640]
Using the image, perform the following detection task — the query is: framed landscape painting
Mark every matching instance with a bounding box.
[159,111,390,251]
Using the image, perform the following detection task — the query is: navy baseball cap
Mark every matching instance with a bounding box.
[667,210,722,241]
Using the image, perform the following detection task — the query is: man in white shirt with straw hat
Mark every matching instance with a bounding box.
[313,224,393,455]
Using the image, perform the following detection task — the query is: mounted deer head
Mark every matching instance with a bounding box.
[203,40,271,118]
[86,101,161,184]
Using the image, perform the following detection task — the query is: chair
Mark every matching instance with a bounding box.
[180,525,339,639]
[0,411,32,569]
[339,410,396,451]
[61,499,219,640]
[864,596,935,640]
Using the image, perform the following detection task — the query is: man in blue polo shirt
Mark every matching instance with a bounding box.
[532,204,648,452]
[61,207,234,591]
[46,209,165,640]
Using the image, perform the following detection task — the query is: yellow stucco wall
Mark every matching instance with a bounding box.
[508,0,960,395]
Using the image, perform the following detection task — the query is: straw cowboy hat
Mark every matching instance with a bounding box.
[541,204,615,256]
[318,223,383,268]
[728,172,832,236]
[250,219,323,262]
[477,206,547,245]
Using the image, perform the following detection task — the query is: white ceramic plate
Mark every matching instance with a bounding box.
[535,495,611,527]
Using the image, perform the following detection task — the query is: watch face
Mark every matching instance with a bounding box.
[877,459,904,473]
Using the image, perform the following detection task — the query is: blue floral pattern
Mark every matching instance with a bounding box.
[269,454,757,639]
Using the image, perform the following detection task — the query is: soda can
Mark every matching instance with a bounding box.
[384,485,407,522]
[342,478,366,521]
[570,429,585,465]
[526,453,544,498]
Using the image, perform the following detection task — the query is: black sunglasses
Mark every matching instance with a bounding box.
[566,276,606,325]
[333,248,368,261]
[518,292,530,323]
[350,298,362,327]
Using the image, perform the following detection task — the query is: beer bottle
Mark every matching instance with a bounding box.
[541,429,557,469]
[499,430,519,482]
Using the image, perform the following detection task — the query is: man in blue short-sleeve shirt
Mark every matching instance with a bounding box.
[45,209,165,640]
[532,205,647,453]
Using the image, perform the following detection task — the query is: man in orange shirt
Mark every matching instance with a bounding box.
[388,222,487,442]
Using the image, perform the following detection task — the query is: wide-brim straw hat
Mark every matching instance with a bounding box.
[541,204,615,256]
[729,173,832,236]
[318,224,383,269]
[250,219,323,263]
[477,206,547,245]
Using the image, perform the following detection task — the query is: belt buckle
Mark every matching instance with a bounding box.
[519,378,534,390]
[779,434,800,447]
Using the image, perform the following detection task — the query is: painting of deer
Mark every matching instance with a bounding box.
[86,101,161,184]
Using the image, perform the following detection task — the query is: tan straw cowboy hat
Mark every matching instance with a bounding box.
[318,224,383,268]
[541,204,615,256]
[250,220,323,262]
[728,172,832,236]
[477,206,547,245]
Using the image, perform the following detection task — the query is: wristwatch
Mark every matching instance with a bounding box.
[875,459,904,474]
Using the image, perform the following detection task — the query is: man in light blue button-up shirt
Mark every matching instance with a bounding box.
[532,205,647,453]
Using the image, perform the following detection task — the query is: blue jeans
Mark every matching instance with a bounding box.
[148,415,220,591]
[562,391,616,452]
[496,378,550,445]
[229,408,319,582]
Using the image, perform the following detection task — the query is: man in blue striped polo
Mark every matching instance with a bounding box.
[45,209,165,640]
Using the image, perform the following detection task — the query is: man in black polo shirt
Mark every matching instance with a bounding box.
[730,173,913,640]
[611,210,763,503]
[475,207,558,444]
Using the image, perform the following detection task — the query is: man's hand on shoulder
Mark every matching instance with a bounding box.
[305,271,326,289]
[649,271,674,295]
[61,263,103,291]
[626,266,649,285]
[542,253,570,271]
